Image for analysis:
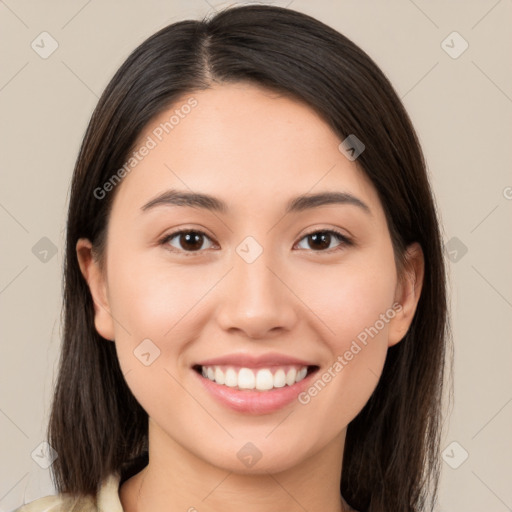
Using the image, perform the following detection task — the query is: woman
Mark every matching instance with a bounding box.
[15,4,450,512]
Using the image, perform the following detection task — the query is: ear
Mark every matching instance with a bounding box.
[76,238,115,341]
[387,242,424,347]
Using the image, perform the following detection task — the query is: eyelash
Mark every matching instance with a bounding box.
[159,228,353,257]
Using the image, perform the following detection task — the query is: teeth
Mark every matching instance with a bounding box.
[199,365,310,391]
[214,366,225,385]
[256,369,273,390]
[225,368,237,387]
[296,367,308,382]
[273,369,286,388]
[238,368,255,389]
[286,368,297,386]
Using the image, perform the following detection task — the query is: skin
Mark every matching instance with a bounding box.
[77,82,423,512]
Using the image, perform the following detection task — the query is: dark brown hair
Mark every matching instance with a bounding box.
[48,5,451,511]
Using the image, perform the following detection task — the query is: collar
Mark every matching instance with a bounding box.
[96,472,123,512]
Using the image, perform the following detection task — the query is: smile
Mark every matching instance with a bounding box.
[198,364,309,391]
[192,355,320,414]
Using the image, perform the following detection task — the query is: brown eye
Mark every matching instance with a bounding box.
[163,230,214,253]
[296,230,351,252]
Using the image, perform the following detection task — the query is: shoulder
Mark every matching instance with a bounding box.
[12,472,123,512]
[11,493,96,512]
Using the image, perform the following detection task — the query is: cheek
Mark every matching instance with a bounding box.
[105,251,207,420]
[106,248,212,339]
[293,253,397,422]
[296,339,388,446]
[327,272,396,352]
[300,248,397,351]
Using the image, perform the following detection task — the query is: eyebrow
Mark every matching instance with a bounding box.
[141,189,371,215]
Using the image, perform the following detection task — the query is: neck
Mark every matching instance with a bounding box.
[120,421,349,512]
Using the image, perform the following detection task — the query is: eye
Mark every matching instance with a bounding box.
[160,228,352,256]
[160,230,216,254]
[295,229,352,252]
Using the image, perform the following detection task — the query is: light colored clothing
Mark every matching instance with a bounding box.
[12,472,359,512]
[12,473,123,512]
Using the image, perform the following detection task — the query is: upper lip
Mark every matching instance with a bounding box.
[194,352,317,368]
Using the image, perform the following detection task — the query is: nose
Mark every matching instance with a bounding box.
[215,245,298,340]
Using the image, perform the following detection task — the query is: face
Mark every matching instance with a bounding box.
[78,82,422,475]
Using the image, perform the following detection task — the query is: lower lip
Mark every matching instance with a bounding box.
[194,369,316,415]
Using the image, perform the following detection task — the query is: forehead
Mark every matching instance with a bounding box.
[110,82,383,220]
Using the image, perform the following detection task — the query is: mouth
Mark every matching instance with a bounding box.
[191,356,320,415]
[192,364,319,392]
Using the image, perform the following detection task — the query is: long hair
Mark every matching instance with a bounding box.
[48,5,451,511]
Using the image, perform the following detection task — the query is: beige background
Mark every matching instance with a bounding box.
[1,1,511,511]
